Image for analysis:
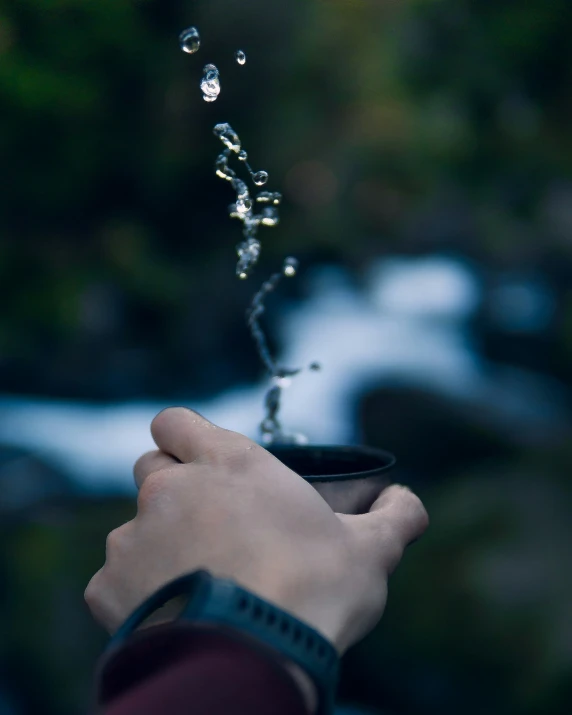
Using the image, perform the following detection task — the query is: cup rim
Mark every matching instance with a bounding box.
[264,444,397,483]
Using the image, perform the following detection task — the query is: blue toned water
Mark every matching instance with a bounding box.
[0,255,567,496]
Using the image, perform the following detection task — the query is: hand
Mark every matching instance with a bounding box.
[85,407,429,654]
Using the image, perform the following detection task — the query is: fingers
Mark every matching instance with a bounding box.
[347,484,429,575]
[85,521,136,633]
[133,450,180,489]
[150,407,231,464]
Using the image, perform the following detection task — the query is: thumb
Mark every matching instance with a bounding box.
[341,484,430,575]
[151,406,231,464]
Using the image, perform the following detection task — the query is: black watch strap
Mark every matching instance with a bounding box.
[106,570,339,715]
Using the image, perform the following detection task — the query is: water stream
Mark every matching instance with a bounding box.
[182,28,318,445]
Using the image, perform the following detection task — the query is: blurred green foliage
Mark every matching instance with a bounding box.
[0,0,572,397]
[1,1,572,714]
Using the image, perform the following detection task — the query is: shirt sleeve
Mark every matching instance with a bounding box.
[92,622,309,715]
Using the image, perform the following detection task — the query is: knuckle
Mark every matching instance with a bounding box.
[84,572,117,632]
[84,570,103,609]
[105,529,120,556]
[137,470,171,508]
[105,523,130,557]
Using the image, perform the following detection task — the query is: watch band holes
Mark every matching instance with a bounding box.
[253,604,263,620]
[237,596,249,612]
[280,619,290,634]
[293,627,301,643]
[267,611,277,626]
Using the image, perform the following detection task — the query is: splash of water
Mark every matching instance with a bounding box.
[179,28,321,445]
[179,27,201,54]
[213,122,280,279]
[211,127,320,445]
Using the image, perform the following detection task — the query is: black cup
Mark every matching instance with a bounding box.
[265,444,396,515]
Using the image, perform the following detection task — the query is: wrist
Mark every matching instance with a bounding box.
[106,571,338,715]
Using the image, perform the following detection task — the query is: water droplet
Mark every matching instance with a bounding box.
[283,257,299,277]
[201,64,220,101]
[244,212,261,227]
[275,376,292,388]
[261,207,279,226]
[252,171,269,186]
[237,238,261,264]
[309,362,321,371]
[179,27,200,54]
[248,238,261,256]
[236,197,253,214]
[214,123,241,152]
[211,122,282,277]
[239,272,248,280]
[215,154,235,181]
[231,178,249,199]
[256,191,282,205]
[235,50,247,66]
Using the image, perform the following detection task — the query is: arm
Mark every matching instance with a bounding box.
[85,407,429,714]
[96,624,311,715]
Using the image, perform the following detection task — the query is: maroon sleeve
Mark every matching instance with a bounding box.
[93,622,309,715]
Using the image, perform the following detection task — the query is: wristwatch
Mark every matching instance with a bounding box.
[105,570,340,715]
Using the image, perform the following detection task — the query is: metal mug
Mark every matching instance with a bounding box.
[265,444,396,515]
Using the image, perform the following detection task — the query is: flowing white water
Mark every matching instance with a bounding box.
[0,257,567,494]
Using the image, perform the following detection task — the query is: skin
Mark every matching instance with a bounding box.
[85,407,429,707]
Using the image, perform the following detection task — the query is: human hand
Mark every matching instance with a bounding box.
[85,407,429,654]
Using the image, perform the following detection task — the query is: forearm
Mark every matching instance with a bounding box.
[94,622,314,715]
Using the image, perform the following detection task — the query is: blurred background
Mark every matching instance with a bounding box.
[1,0,571,713]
